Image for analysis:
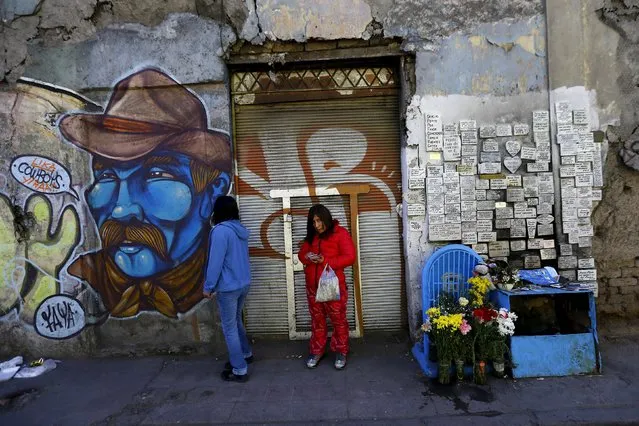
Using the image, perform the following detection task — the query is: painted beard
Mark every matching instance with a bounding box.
[99,218,169,261]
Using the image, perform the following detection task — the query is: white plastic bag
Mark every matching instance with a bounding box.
[14,359,58,379]
[315,264,340,302]
[0,356,23,382]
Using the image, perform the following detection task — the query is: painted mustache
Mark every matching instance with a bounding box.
[100,219,168,260]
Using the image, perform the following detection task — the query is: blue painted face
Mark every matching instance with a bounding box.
[86,151,229,278]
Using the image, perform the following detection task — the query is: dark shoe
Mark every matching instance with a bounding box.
[224,355,254,371]
[221,370,249,382]
[334,353,347,370]
[306,354,323,369]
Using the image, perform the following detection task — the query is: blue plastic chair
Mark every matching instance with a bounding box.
[411,244,484,377]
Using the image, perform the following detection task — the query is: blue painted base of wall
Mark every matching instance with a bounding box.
[511,333,597,378]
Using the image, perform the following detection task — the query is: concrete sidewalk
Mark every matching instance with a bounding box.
[1,333,638,425]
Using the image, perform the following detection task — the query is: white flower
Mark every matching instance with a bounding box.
[458,297,469,307]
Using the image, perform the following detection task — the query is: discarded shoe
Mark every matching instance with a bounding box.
[221,370,249,382]
[306,354,323,369]
[334,353,347,370]
[224,355,254,371]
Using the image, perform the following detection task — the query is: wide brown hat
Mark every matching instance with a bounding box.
[59,68,231,172]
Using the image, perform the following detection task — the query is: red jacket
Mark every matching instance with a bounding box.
[298,221,356,297]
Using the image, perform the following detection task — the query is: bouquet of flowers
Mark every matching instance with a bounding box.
[487,260,521,291]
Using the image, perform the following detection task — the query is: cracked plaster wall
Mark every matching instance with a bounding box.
[2,0,636,356]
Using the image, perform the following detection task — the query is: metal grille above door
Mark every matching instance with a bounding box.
[233,65,406,336]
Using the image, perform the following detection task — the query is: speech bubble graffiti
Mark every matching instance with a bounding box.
[11,155,79,200]
[34,295,86,340]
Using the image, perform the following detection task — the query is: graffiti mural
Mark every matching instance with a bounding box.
[58,68,232,319]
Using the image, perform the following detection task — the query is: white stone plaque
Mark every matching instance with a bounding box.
[427,166,444,177]
[476,179,490,190]
[558,256,578,269]
[443,135,461,161]
[480,125,497,139]
[557,123,574,134]
[527,162,550,172]
[578,269,597,281]
[430,214,445,224]
[480,152,501,163]
[577,151,594,163]
[462,232,478,245]
[486,190,502,201]
[578,236,593,247]
[524,255,542,269]
[578,208,591,218]
[477,200,496,210]
[496,124,512,137]
[520,146,537,160]
[461,131,479,145]
[572,109,589,125]
[477,232,497,242]
[409,178,425,190]
[443,123,458,134]
[593,143,604,187]
[538,173,554,193]
[475,190,487,201]
[560,244,573,256]
[426,113,443,133]
[575,162,592,174]
[504,156,522,173]
[560,143,578,156]
[407,204,426,216]
[461,210,477,221]
[506,174,523,187]
[527,219,537,238]
[459,120,477,131]
[494,219,510,229]
[507,188,525,203]
[540,248,557,260]
[489,241,510,257]
[461,144,478,157]
[477,210,493,220]
[537,224,554,236]
[576,174,593,187]
[462,221,477,232]
[505,140,521,156]
[515,208,537,219]
[478,162,502,174]
[475,220,492,233]
[511,219,526,238]
[496,207,514,219]
[540,194,555,205]
[511,240,526,251]
[537,203,553,214]
[429,223,462,241]
[592,189,602,201]
[445,204,461,216]
[527,198,539,206]
[533,111,550,133]
[558,133,580,145]
[534,131,551,143]
[560,164,577,178]
[472,243,488,254]
[428,203,444,215]
[427,133,444,151]
[461,200,477,211]
[528,238,543,249]
[490,179,508,190]
[483,139,499,152]
[513,123,529,136]
[578,224,594,237]
[578,258,596,269]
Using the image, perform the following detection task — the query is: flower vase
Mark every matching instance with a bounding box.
[455,359,465,381]
[474,360,487,385]
[493,360,505,378]
[438,359,452,385]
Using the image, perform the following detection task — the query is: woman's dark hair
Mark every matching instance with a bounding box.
[212,195,240,225]
[304,204,334,243]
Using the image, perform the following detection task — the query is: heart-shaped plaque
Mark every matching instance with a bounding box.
[506,140,521,156]
[504,156,522,173]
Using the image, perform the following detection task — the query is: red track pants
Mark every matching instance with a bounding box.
[307,295,349,356]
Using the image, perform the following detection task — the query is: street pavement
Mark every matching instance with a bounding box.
[1,332,638,425]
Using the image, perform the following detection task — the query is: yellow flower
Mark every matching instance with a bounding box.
[426,307,441,318]
[468,276,492,307]
[432,313,464,332]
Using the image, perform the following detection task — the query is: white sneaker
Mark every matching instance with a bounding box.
[306,354,322,369]
[334,353,347,370]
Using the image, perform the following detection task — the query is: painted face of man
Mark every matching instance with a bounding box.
[86,151,229,278]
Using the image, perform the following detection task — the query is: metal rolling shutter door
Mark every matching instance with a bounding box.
[236,94,406,334]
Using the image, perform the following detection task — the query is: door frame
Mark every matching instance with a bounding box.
[270,184,369,340]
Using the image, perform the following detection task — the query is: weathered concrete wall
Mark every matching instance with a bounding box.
[545,0,639,320]
[2,0,632,357]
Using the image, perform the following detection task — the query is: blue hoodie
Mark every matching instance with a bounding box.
[203,220,251,293]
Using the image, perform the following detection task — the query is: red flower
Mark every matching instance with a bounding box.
[473,307,498,323]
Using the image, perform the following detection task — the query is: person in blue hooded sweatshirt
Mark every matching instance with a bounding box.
[203,196,252,382]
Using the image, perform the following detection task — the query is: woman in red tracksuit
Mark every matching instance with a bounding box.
[298,204,356,370]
